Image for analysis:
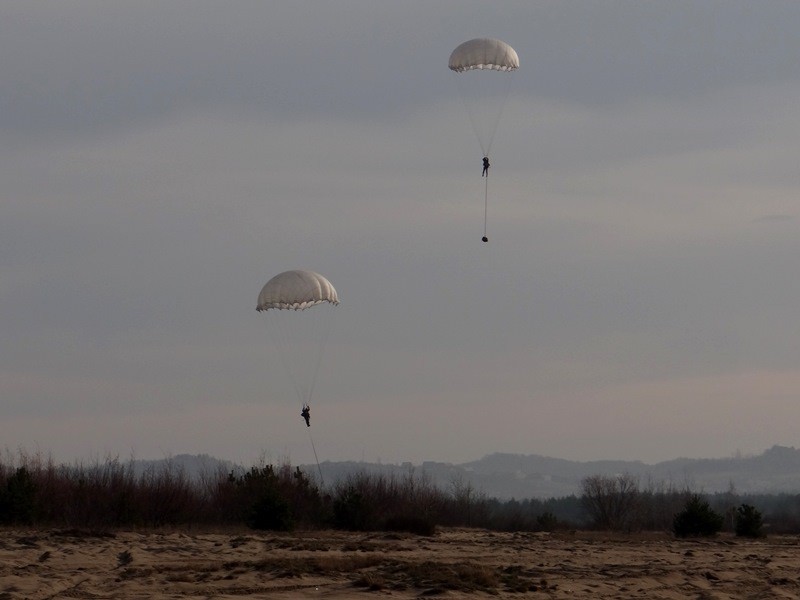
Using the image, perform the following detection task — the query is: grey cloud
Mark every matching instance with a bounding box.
[753,214,795,223]
[4,2,800,464]
[5,2,800,138]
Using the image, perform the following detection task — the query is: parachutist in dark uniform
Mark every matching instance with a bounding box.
[301,404,311,427]
[482,156,490,177]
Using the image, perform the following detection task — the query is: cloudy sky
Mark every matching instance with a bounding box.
[3,1,800,468]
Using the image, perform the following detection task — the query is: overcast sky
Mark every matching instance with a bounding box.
[3,1,800,468]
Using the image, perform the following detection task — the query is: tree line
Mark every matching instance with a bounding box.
[1,455,796,537]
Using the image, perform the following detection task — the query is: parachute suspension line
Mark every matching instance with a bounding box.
[308,429,324,487]
[305,306,337,413]
[265,310,311,409]
[263,303,336,412]
[454,75,488,158]
[453,68,517,159]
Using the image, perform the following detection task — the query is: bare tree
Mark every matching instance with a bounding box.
[581,473,641,531]
[449,474,477,526]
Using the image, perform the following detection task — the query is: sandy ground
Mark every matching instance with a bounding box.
[2,527,800,599]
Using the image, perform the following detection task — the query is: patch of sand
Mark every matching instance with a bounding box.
[1,528,799,598]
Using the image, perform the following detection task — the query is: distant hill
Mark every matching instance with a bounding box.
[308,445,800,499]
[131,453,234,480]
[128,446,800,500]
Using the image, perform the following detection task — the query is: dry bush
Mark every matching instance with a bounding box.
[352,572,388,590]
[581,473,641,531]
[396,560,500,594]
[117,550,133,567]
[331,471,452,532]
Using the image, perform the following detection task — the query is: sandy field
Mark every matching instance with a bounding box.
[2,527,800,599]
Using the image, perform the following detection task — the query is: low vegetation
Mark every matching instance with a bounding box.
[734,503,764,538]
[0,451,790,536]
[672,495,724,537]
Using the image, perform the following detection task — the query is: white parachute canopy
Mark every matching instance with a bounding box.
[257,270,339,311]
[257,270,339,412]
[448,38,519,157]
[448,38,520,73]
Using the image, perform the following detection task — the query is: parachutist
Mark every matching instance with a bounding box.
[450,39,518,247]
[301,404,311,427]
[482,236,488,243]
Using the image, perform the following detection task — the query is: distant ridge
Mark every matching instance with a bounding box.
[131,453,235,479]
[129,446,800,500]
[308,445,800,499]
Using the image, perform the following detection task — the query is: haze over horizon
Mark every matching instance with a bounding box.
[3,2,800,468]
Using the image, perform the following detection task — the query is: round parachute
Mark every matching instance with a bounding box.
[257,270,339,311]
[256,269,338,480]
[447,38,519,156]
[448,38,519,73]
[256,270,339,425]
[449,38,519,240]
